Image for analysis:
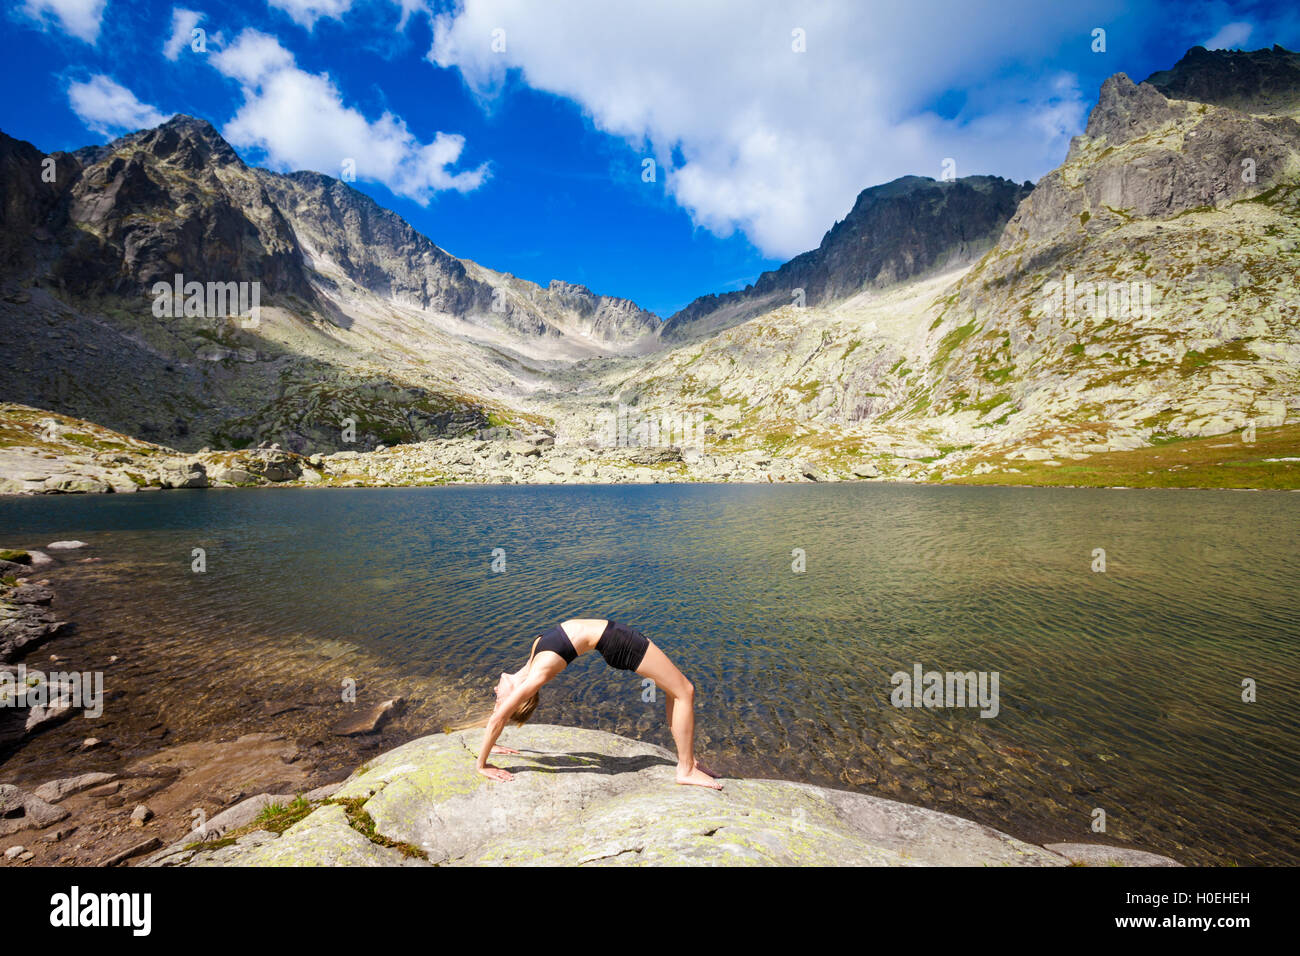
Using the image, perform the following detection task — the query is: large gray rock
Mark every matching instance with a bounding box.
[0,591,68,664]
[43,476,111,494]
[504,441,541,458]
[626,445,682,465]
[160,461,208,489]
[32,772,116,804]
[149,725,1179,867]
[245,449,300,483]
[0,783,71,835]
[213,467,254,484]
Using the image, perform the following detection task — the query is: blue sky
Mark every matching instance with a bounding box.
[3,1,1298,316]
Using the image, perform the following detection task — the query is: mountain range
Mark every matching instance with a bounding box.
[1,44,1297,488]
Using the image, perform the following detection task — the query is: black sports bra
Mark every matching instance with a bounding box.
[535,623,578,664]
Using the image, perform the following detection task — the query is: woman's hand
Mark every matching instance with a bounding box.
[478,764,513,782]
[490,745,520,755]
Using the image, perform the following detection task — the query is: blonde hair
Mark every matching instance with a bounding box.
[444,635,542,733]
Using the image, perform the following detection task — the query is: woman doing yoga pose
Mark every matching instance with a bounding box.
[464,619,721,790]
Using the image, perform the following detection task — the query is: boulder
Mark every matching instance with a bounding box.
[8,584,53,605]
[146,725,1183,868]
[0,784,71,836]
[214,467,254,484]
[245,450,301,483]
[0,598,68,664]
[160,461,208,489]
[627,446,682,465]
[43,476,111,494]
[32,772,116,804]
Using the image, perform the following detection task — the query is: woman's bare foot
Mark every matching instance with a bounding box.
[693,760,720,778]
[676,765,723,789]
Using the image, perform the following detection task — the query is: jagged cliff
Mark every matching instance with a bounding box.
[660,175,1033,342]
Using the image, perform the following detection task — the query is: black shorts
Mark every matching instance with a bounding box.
[597,621,650,671]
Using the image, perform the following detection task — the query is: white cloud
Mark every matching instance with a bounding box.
[267,0,354,30]
[19,0,106,44]
[211,29,295,85]
[163,8,204,61]
[391,0,430,30]
[213,29,488,202]
[429,0,1103,258]
[67,75,168,136]
[1204,21,1253,50]
[267,0,430,32]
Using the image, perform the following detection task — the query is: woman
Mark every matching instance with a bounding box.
[460,618,722,790]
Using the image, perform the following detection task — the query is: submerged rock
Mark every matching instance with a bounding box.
[331,697,403,736]
[145,724,1181,867]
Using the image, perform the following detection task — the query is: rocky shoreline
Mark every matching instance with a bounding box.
[0,541,425,867]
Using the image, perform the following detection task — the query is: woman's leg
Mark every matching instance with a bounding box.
[635,640,721,789]
[665,695,718,778]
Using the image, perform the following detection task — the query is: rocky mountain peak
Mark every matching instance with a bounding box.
[1082,73,1182,145]
[131,114,244,171]
[70,114,244,173]
[996,51,1300,260]
[1144,44,1300,116]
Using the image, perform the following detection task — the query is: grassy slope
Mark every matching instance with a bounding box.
[948,422,1300,489]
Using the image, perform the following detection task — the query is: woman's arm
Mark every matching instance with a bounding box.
[477,677,541,780]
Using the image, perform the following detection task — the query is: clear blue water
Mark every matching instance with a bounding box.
[2,483,1297,865]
